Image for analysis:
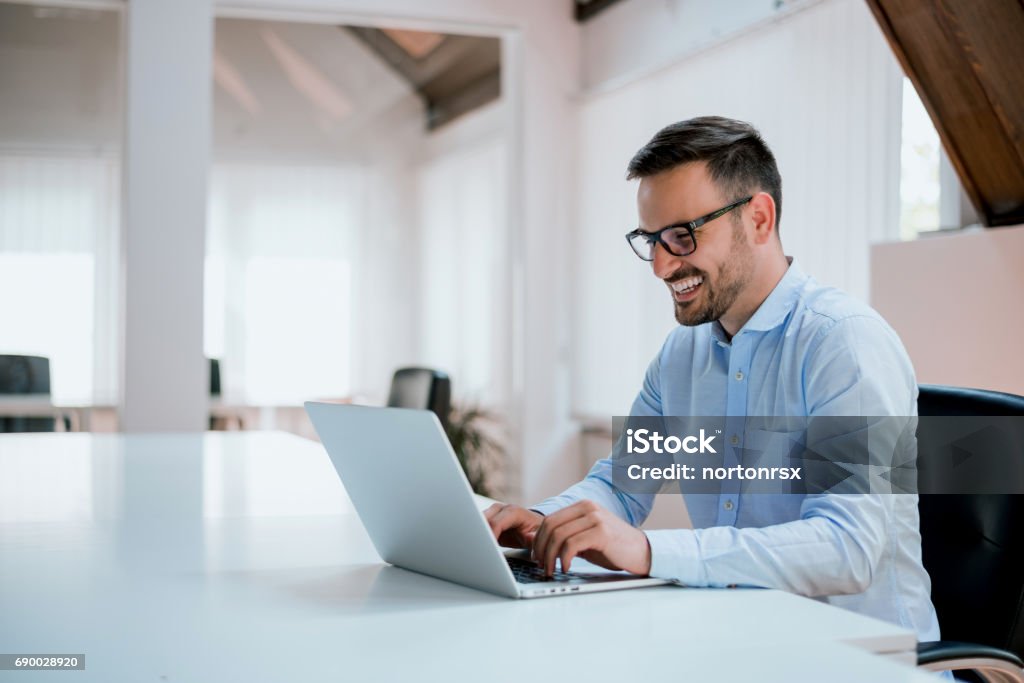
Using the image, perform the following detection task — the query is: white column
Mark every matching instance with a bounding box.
[511,14,581,504]
[120,0,212,432]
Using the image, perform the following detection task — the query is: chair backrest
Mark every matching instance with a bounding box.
[917,384,1024,657]
[0,354,51,394]
[209,358,222,397]
[386,367,451,432]
[0,354,56,432]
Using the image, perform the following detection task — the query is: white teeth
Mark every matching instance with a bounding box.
[671,276,704,293]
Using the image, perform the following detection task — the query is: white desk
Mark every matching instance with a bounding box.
[0,432,935,682]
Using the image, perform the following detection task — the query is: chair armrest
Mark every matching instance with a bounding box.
[917,641,1024,683]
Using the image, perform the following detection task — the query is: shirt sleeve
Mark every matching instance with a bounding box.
[646,315,916,596]
[530,344,666,526]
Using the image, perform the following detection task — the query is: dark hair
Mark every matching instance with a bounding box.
[626,116,783,231]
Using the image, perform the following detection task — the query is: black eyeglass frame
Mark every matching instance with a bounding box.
[625,196,753,261]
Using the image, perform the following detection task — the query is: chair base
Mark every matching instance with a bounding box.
[920,657,1024,683]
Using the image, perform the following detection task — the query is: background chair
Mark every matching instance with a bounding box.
[386,367,451,432]
[209,357,222,398]
[0,354,69,432]
[916,384,1024,682]
[207,358,244,430]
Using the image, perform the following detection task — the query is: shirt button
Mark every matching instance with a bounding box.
[735,370,744,381]
[730,434,739,446]
[723,500,734,511]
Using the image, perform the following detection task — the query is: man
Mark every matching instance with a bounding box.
[485,116,940,641]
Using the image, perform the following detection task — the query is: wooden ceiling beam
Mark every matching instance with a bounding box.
[866,0,1024,227]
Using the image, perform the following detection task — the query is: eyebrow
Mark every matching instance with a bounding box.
[636,218,696,235]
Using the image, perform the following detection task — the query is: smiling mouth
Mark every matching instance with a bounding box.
[669,275,704,301]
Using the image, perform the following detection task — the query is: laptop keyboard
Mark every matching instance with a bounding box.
[507,557,588,583]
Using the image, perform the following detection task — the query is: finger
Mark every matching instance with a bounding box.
[542,516,597,576]
[483,503,504,521]
[531,501,592,562]
[559,528,603,575]
[532,501,581,561]
[489,507,538,548]
[486,505,517,539]
[534,510,595,574]
[540,515,594,575]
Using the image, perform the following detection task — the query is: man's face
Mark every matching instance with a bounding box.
[636,162,754,327]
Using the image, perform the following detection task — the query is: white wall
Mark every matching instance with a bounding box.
[572,0,904,419]
[871,225,1024,395]
[581,0,787,91]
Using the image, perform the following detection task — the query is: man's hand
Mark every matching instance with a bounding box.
[484,503,544,549]
[531,500,652,577]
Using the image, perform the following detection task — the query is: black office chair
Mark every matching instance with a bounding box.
[916,384,1024,682]
[207,358,242,430]
[0,354,70,432]
[209,358,222,398]
[386,367,451,432]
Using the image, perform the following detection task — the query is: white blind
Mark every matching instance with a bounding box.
[416,138,507,406]
[0,155,120,404]
[205,163,361,405]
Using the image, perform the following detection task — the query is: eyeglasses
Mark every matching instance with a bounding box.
[625,196,752,261]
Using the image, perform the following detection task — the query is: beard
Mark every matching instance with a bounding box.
[671,219,754,327]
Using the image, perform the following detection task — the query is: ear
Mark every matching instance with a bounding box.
[748,192,777,246]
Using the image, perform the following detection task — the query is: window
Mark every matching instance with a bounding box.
[205,164,358,404]
[899,77,941,239]
[0,4,122,406]
[0,156,119,403]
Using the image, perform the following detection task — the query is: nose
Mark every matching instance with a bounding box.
[651,242,684,281]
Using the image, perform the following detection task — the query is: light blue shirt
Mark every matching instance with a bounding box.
[533,258,941,642]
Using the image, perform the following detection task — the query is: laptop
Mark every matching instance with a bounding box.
[305,402,671,598]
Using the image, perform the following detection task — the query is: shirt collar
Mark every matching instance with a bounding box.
[710,257,808,343]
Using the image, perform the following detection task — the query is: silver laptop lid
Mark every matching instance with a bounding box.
[305,402,520,597]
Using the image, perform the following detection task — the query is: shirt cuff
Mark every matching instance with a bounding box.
[528,500,563,517]
[645,528,706,585]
